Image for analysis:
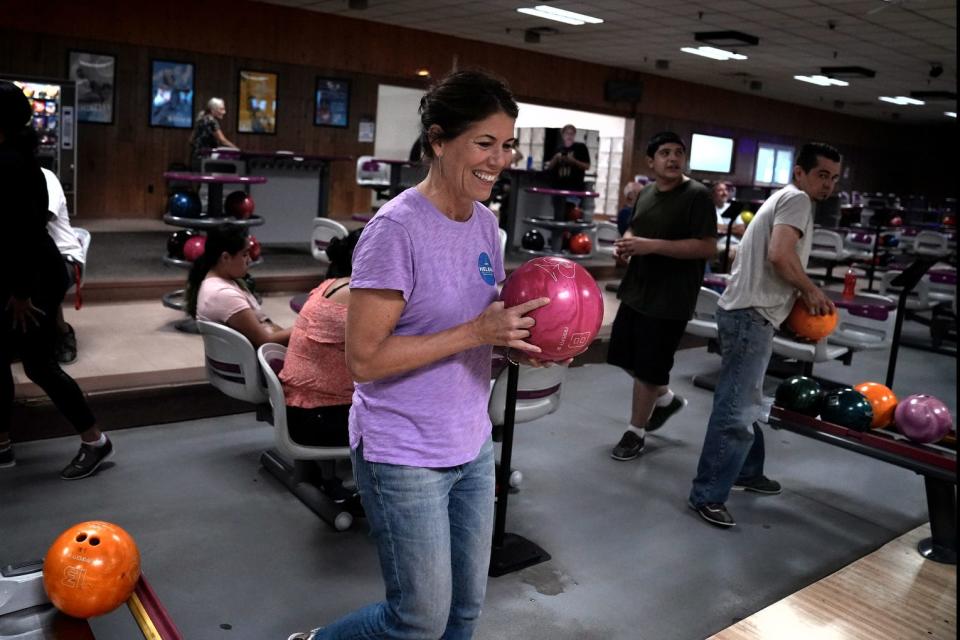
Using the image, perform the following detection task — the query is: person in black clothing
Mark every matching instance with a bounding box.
[189,97,238,170]
[546,124,591,220]
[0,80,112,479]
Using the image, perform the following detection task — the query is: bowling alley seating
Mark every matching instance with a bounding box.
[499,227,508,257]
[842,230,876,261]
[257,343,354,531]
[310,218,349,264]
[827,293,898,353]
[196,320,268,406]
[595,221,620,258]
[684,287,722,343]
[911,230,951,258]
[808,228,858,281]
[878,270,939,312]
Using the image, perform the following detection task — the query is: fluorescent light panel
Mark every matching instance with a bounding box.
[794,75,848,87]
[946,111,957,118]
[517,5,603,25]
[879,96,925,106]
[680,46,747,61]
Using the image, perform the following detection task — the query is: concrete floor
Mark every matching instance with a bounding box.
[1,339,953,640]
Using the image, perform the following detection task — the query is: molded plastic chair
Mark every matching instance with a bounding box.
[685,287,721,341]
[808,228,855,280]
[772,335,849,377]
[488,361,569,429]
[311,218,349,263]
[257,343,354,531]
[842,230,876,260]
[196,320,267,404]
[878,270,938,311]
[828,293,897,352]
[355,155,391,187]
[912,231,950,258]
[595,221,620,257]
[498,227,507,258]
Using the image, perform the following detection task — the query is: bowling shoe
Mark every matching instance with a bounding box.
[60,436,113,480]
[610,430,645,461]
[732,475,782,495]
[689,501,736,527]
[647,395,687,432]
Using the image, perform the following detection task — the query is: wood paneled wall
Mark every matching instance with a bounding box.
[1,0,950,219]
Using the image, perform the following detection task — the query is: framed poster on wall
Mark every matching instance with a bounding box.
[150,59,194,128]
[315,77,349,128]
[67,51,115,124]
[238,70,277,134]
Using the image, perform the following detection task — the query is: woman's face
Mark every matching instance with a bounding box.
[220,244,251,279]
[432,111,516,203]
[212,104,226,119]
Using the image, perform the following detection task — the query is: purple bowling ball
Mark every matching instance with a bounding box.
[894,394,953,444]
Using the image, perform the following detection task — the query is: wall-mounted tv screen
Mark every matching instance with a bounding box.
[689,133,734,173]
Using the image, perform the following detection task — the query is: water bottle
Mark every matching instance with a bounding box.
[843,267,857,300]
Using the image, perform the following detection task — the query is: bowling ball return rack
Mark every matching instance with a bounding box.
[768,405,957,565]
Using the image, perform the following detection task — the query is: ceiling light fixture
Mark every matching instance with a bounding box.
[516,5,603,26]
[945,111,957,118]
[680,46,747,61]
[795,75,849,87]
[415,68,431,78]
[879,96,925,106]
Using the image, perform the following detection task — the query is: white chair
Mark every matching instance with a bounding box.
[879,270,938,312]
[926,270,956,305]
[311,218,349,263]
[257,343,354,531]
[912,231,951,258]
[498,227,507,258]
[828,293,897,352]
[595,221,620,257]
[196,320,268,404]
[355,155,391,187]
[685,287,721,341]
[808,228,858,281]
[772,335,849,377]
[842,230,876,260]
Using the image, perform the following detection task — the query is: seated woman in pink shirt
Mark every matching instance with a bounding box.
[186,224,291,347]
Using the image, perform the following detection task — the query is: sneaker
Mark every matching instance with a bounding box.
[0,444,15,468]
[287,629,321,640]
[60,437,113,480]
[610,430,645,461]
[733,476,782,495]
[56,324,78,365]
[647,395,687,432]
[688,501,736,527]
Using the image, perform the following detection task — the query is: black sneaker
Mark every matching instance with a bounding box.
[0,443,14,468]
[647,395,687,432]
[733,476,782,495]
[60,437,113,480]
[689,501,736,527]
[56,324,78,365]
[610,430,645,461]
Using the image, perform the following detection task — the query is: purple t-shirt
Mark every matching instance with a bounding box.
[349,188,506,467]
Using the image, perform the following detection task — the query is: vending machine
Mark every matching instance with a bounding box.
[4,76,78,215]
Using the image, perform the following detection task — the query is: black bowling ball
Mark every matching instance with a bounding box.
[167,229,199,260]
[521,229,545,251]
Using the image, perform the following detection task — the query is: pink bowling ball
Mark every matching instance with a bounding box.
[500,257,604,361]
[894,394,953,444]
[183,235,206,262]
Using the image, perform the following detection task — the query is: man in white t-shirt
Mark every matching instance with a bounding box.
[689,143,841,528]
[42,168,85,364]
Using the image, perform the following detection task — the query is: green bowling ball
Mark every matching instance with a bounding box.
[774,375,823,416]
[820,387,874,431]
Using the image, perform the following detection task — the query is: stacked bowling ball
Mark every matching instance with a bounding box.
[895,394,953,443]
[521,229,545,251]
[566,206,583,222]
[225,190,255,219]
[568,232,592,255]
[499,256,604,361]
[774,375,822,416]
[854,382,897,429]
[785,300,837,341]
[183,235,207,262]
[168,190,202,218]
[167,229,199,261]
[820,387,874,431]
[43,521,141,619]
[248,234,261,261]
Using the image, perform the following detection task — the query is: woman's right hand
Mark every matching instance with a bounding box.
[6,296,44,333]
[472,297,551,352]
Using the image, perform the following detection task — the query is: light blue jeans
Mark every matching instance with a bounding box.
[690,308,774,506]
[318,438,495,640]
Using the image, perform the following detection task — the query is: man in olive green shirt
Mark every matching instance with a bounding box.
[608,132,717,461]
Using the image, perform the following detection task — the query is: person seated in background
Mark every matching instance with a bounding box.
[41,168,85,364]
[616,180,646,235]
[713,181,745,270]
[279,229,362,501]
[186,224,291,347]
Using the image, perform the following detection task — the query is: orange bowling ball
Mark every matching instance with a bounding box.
[43,521,141,619]
[785,300,837,341]
[568,232,592,255]
[854,381,898,428]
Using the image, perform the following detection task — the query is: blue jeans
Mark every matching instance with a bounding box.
[690,308,774,506]
[318,439,495,640]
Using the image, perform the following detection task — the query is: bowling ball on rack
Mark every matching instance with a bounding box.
[224,190,255,219]
[183,235,206,262]
[567,206,583,222]
[166,229,198,260]
[888,216,903,227]
[894,394,953,443]
[774,375,822,416]
[248,235,261,261]
[568,232,592,255]
[785,300,837,341]
[43,521,141,619]
[168,190,202,218]
[942,214,956,227]
[521,229,545,251]
[499,256,604,361]
[560,230,572,252]
[854,382,898,429]
[820,387,874,431]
